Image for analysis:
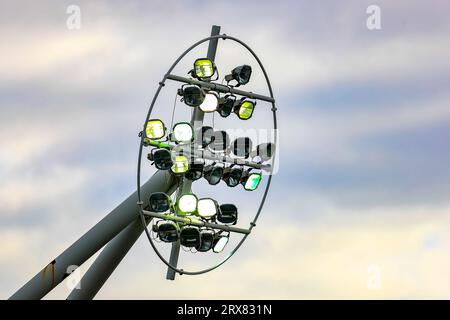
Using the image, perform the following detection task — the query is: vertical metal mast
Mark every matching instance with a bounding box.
[165,25,221,280]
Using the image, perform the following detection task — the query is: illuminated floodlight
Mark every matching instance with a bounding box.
[199,92,219,113]
[145,119,166,139]
[172,122,193,144]
[171,155,189,174]
[178,194,198,214]
[234,100,255,120]
[193,58,215,79]
[197,198,218,219]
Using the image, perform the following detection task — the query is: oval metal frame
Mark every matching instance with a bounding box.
[137,34,278,275]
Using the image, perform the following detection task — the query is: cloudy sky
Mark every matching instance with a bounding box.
[1,0,450,299]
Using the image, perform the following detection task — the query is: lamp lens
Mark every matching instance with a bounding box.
[223,167,243,187]
[146,119,165,139]
[218,204,238,224]
[218,97,234,117]
[232,137,253,158]
[183,86,205,107]
[196,126,215,148]
[178,194,197,213]
[213,235,229,253]
[205,166,223,185]
[149,192,171,213]
[197,198,218,219]
[209,130,229,152]
[199,93,218,112]
[180,227,201,247]
[158,223,178,243]
[153,149,173,170]
[238,101,255,120]
[197,231,214,252]
[185,163,204,181]
[236,65,252,85]
[173,123,193,143]
[244,173,262,191]
[194,59,214,79]
[171,155,189,173]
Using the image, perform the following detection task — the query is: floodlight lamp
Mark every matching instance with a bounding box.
[199,92,219,113]
[251,142,276,162]
[179,85,205,107]
[178,194,198,214]
[234,100,255,120]
[180,226,201,248]
[172,122,193,144]
[196,126,215,148]
[208,130,229,152]
[217,95,235,118]
[217,204,238,224]
[192,58,215,80]
[231,137,253,158]
[213,234,230,253]
[197,230,215,252]
[222,166,243,187]
[225,65,252,86]
[171,155,189,174]
[149,192,172,213]
[197,198,218,219]
[241,171,262,191]
[203,165,224,185]
[157,222,179,243]
[185,162,204,181]
[145,119,166,140]
[148,148,173,170]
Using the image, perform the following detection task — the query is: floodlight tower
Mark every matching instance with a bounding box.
[9,25,277,300]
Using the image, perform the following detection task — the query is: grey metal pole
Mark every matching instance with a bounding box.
[66,181,179,300]
[9,170,176,300]
[165,25,221,280]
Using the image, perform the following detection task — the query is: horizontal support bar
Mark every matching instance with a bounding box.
[142,210,251,235]
[166,74,275,103]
